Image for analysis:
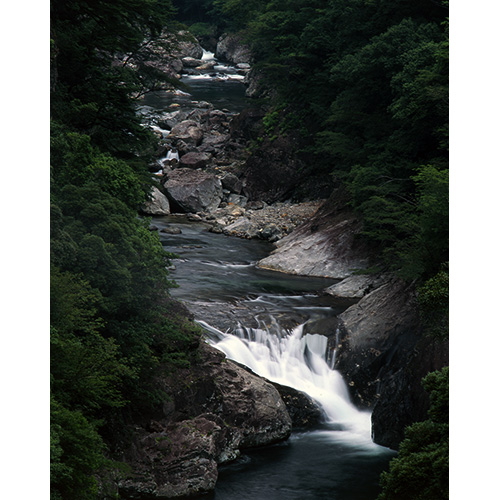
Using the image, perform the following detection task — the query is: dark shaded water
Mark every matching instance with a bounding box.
[213,429,393,500]
[154,215,396,499]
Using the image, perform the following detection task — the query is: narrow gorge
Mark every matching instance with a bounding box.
[50,2,449,499]
[111,35,447,498]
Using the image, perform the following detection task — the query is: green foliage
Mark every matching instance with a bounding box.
[51,396,106,500]
[188,22,218,38]
[50,2,206,496]
[378,367,449,500]
[214,0,448,282]
[50,125,150,210]
[418,264,449,340]
[51,0,175,157]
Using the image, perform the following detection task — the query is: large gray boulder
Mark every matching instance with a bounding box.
[117,343,292,498]
[179,151,211,169]
[168,120,204,147]
[164,168,223,213]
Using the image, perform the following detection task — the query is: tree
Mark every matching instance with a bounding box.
[378,367,449,500]
[51,0,175,157]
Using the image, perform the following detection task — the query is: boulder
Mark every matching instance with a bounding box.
[226,194,247,207]
[198,134,230,154]
[196,61,217,71]
[259,223,282,242]
[157,110,189,130]
[181,56,202,67]
[116,343,292,498]
[272,382,324,428]
[179,151,211,169]
[118,416,223,499]
[171,30,203,59]
[168,120,204,147]
[221,173,243,194]
[141,186,170,215]
[164,168,223,213]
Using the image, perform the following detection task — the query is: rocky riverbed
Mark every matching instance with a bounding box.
[115,29,449,498]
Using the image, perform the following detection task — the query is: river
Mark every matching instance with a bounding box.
[154,215,395,500]
[146,53,395,499]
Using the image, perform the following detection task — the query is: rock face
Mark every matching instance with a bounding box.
[334,277,448,449]
[141,186,171,215]
[272,382,324,428]
[163,168,223,213]
[324,274,388,300]
[121,30,203,85]
[117,343,292,498]
[215,33,252,64]
[241,134,309,204]
[258,191,372,278]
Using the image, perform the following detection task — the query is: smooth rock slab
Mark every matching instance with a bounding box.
[258,217,369,278]
[324,274,387,299]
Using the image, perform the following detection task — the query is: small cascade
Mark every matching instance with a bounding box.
[201,49,215,61]
[200,318,374,445]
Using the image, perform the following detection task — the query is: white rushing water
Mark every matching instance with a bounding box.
[201,319,377,449]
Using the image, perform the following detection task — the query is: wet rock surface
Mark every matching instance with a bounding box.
[334,277,449,449]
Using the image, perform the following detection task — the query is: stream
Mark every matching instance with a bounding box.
[145,52,395,499]
[154,216,395,500]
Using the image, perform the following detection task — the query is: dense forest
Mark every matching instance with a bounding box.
[50,0,448,498]
[50,1,204,497]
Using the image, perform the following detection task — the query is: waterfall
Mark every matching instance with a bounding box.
[200,319,374,445]
[201,49,215,61]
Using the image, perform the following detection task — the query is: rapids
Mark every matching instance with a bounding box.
[155,215,395,499]
[147,51,395,498]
